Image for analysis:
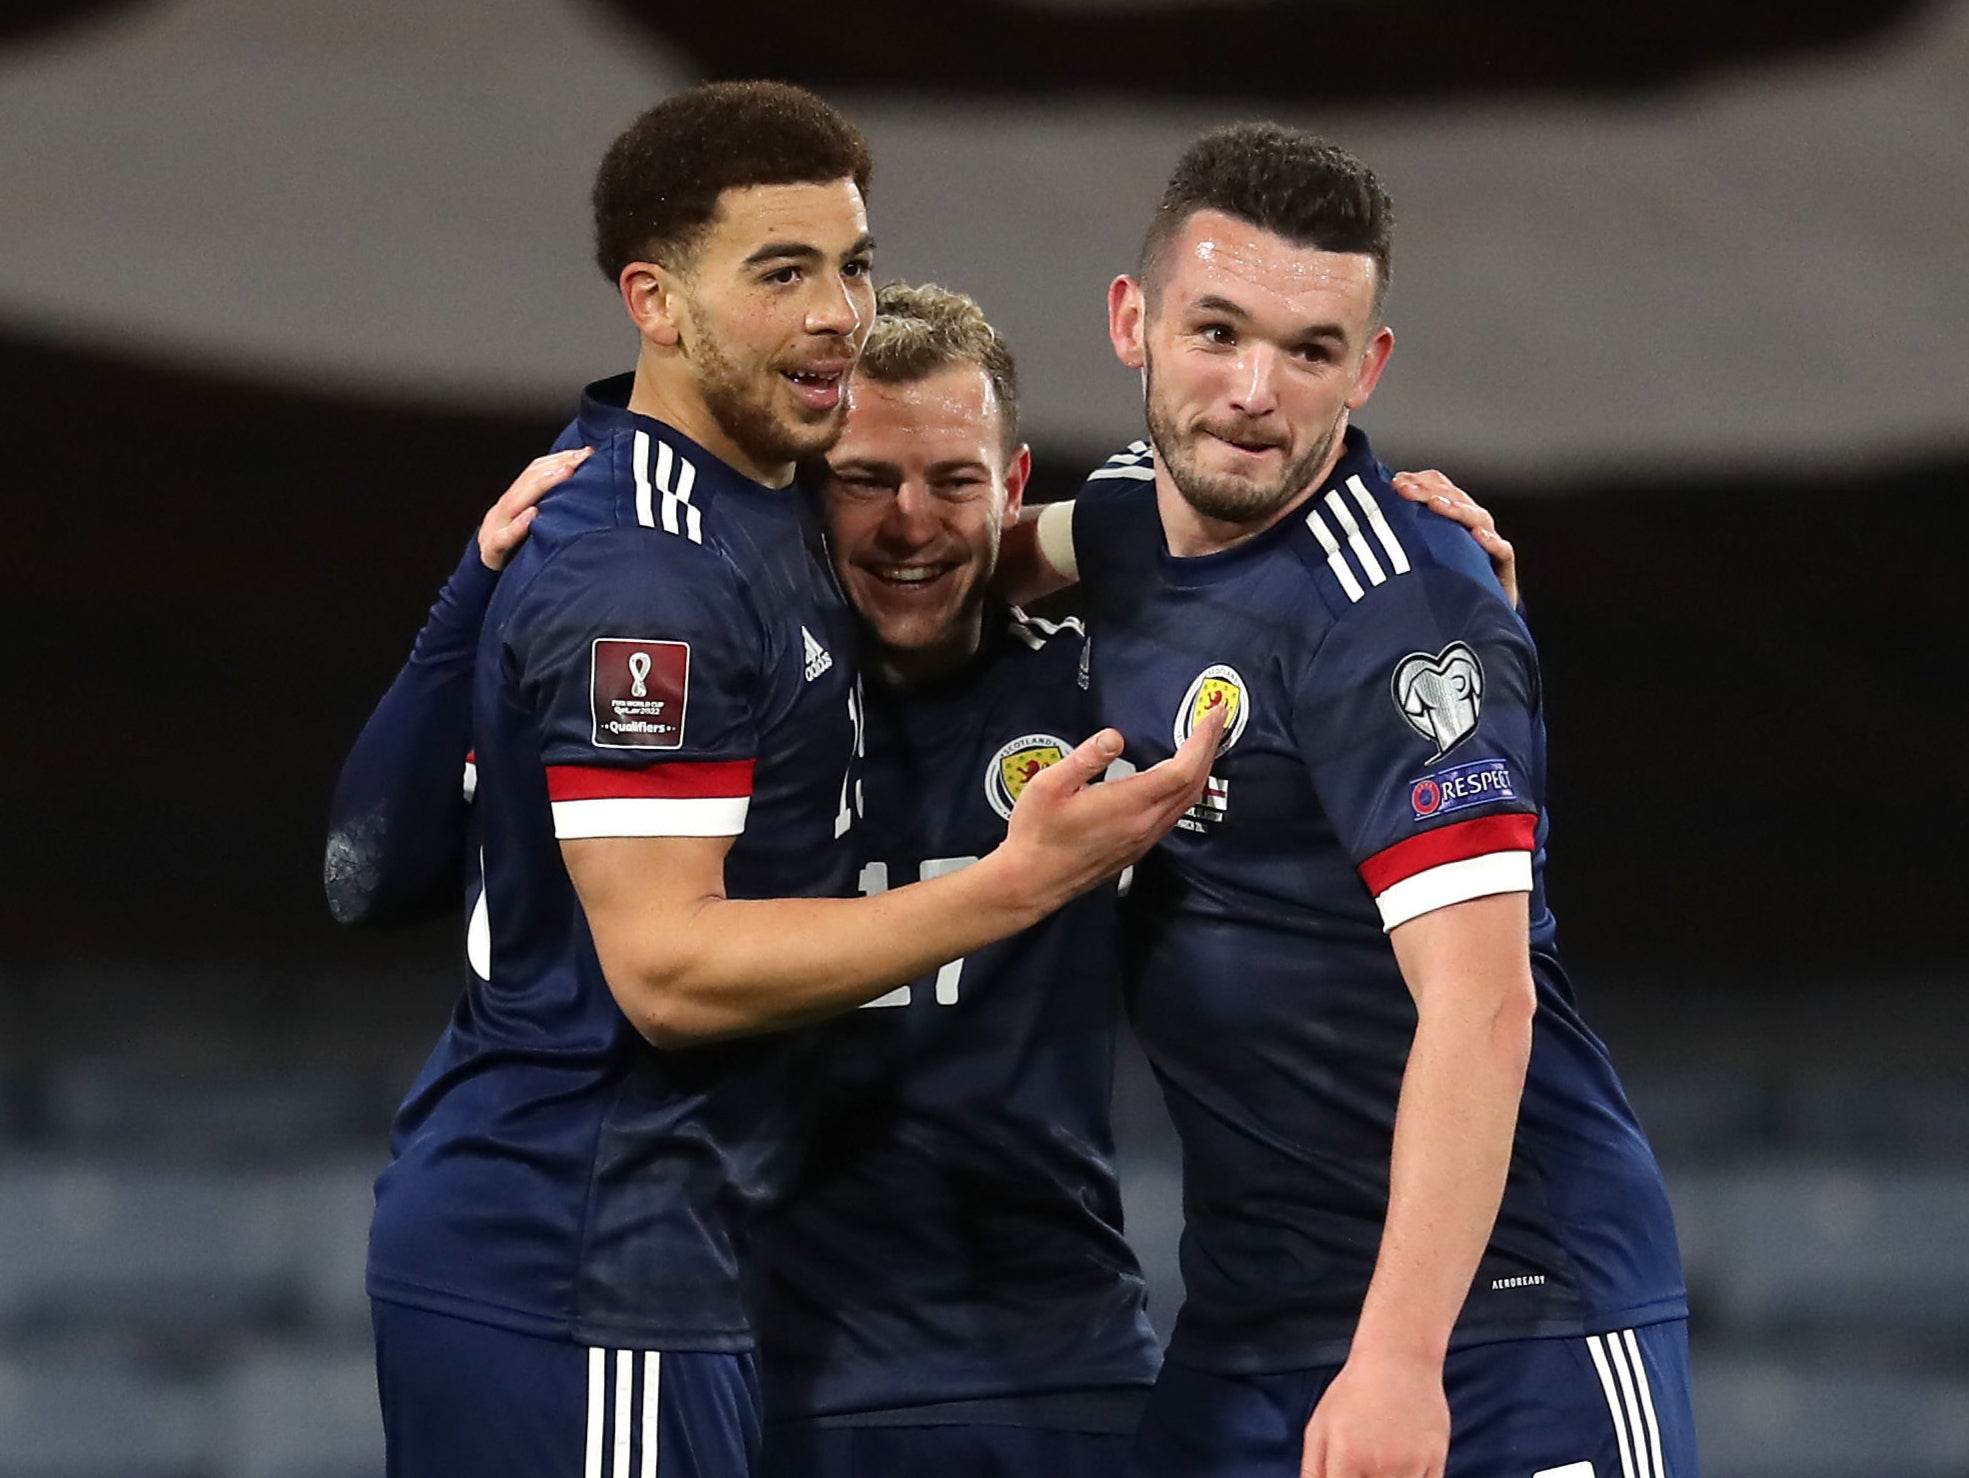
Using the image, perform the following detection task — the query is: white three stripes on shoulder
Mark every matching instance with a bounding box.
[632,431,703,544]
[1086,438,1156,482]
[1304,476,1409,603]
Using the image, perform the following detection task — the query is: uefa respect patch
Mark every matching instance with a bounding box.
[590,638,688,749]
[1409,757,1516,819]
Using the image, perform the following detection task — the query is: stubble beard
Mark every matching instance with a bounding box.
[1143,358,1342,528]
[690,316,848,470]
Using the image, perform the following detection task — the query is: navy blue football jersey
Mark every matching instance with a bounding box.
[367,375,864,1350]
[1070,428,1686,1373]
[757,608,1160,1424]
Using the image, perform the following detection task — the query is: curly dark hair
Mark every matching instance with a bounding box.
[1140,124,1393,320]
[592,81,873,281]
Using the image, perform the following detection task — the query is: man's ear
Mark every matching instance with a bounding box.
[1001,444,1033,528]
[1347,325,1396,411]
[1108,275,1147,370]
[619,260,685,348]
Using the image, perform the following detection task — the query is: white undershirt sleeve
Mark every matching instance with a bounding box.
[1035,499,1079,581]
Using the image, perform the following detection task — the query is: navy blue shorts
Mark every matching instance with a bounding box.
[760,1423,1130,1478]
[1126,1321,1697,1478]
[373,1299,762,1478]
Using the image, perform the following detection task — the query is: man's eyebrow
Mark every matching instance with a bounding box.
[924,459,991,477]
[1294,322,1351,345]
[1192,294,1348,344]
[827,457,900,476]
[1191,294,1250,320]
[743,241,824,268]
[743,233,877,269]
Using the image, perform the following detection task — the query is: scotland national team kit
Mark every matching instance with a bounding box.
[1069,431,1696,1477]
[363,374,863,1477]
[338,387,1695,1478]
[334,422,1159,1472]
[756,608,1159,1477]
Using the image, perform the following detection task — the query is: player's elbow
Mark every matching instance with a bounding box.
[323,828,385,928]
[631,992,727,1050]
[604,959,738,1050]
[1489,971,1538,1047]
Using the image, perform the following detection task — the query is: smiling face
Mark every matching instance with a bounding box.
[639,178,877,484]
[821,363,1029,684]
[1111,208,1394,545]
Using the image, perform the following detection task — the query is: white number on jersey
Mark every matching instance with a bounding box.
[855,855,982,1008]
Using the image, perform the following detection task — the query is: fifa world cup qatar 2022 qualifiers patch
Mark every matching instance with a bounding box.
[590,638,688,749]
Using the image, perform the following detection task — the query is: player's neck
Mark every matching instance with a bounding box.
[1155,430,1348,559]
[627,353,795,490]
[866,607,987,689]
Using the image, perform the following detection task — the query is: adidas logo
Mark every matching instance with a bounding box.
[802,625,833,682]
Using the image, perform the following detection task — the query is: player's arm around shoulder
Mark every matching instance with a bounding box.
[997,499,1080,606]
[324,450,586,927]
[995,439,1164,606]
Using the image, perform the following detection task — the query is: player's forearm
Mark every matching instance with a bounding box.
[597,849,1056,1046]
[324,542,491,927]
[1351,896,1535,1366]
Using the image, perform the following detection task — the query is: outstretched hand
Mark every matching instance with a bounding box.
[1001,706,1224,914]
[478,447,592,571]
[1391,469,1517,608]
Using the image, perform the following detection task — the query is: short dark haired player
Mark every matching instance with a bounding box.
[1010,124,1696,1478]
[340,84,1217,1478]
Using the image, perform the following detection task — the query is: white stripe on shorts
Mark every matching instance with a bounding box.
[583,1347,664,1477]
[1586,1332,1639,1478]
[585,1347,606,1478]
[1624,1328,1668,1478]
[642,1352,661,1478]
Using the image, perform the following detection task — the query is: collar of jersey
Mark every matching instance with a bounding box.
[1154,425,1377,586]
[577,371,794,500]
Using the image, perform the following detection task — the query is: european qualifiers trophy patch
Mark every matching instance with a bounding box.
[986,733,1073,820]
[1391,642,1484,762]
[590,638,688,749]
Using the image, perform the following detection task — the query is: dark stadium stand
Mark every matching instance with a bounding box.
[0,962,1965,1477]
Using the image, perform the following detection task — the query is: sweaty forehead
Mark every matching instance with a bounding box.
[1163,209,1378,318]
[840,366,1001,455]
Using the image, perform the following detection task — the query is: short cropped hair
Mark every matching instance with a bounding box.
[592,81,873,281]
[1140,124,1394,320]
[859,282,1021,456]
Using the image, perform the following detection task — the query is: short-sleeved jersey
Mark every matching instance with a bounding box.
[757,609,1160,1425]
[367,374,864,1350]
[1071,428,1685,1373]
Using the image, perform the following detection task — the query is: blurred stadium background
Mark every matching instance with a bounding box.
[2,0,1965,1473]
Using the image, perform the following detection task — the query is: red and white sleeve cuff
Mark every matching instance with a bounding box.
[546,759,754,839]
[1358,813,1536,932]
